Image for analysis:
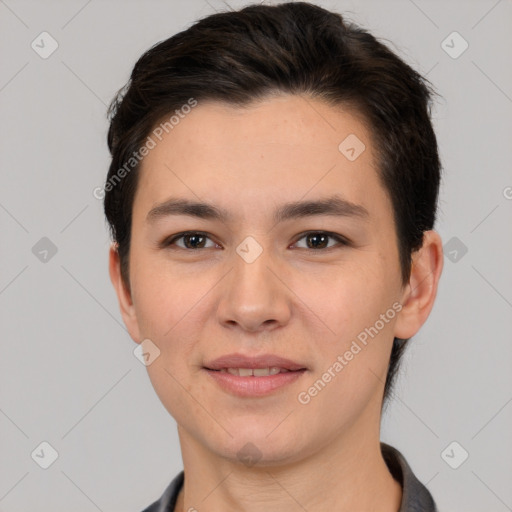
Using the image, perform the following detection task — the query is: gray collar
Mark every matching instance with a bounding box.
[381,442,438,512]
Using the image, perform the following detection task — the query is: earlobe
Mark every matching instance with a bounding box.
[108,243,141,343]
[394,230,444,340]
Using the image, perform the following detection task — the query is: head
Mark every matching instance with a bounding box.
[104,2,443,462]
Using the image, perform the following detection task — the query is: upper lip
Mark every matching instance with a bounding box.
[204,353,307,371]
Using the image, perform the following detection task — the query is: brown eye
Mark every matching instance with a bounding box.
[294,232,348,250]
[165,232,216,250]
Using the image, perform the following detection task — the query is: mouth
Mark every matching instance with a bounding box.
[202,353,308,397]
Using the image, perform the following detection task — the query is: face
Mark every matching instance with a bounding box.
[113,94,417,465]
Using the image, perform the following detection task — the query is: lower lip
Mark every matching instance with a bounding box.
[203,369,307,397]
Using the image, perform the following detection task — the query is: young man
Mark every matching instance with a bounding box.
[104,2,443,510]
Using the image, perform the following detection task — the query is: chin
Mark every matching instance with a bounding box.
[208,425,307,468]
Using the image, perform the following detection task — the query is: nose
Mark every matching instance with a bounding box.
[216,243,292,333]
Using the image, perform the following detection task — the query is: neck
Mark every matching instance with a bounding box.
[174,412,402,512]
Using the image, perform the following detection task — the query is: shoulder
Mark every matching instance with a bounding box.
[381,442,438,512]
[140,471,184,512]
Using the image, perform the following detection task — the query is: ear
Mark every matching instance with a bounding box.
[108,243,141,343]
[394,230,444,339]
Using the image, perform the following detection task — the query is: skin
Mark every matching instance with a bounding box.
[109,94,443,512]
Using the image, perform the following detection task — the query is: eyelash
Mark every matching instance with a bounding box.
[162,231,350,251]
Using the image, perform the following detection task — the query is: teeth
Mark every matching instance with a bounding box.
[221,367,289,376]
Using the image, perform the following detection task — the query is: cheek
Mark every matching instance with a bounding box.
[294,273,397,429]
[130,255,201,337]
[134,269,203,418]
[297,260,399,394]
[296,260,394,337]
[129,259,217,378]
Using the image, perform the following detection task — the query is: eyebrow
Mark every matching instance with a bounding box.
[146,195,370,224]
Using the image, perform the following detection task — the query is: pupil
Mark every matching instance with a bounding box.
[185,234,205,249]
[307,233,328,249]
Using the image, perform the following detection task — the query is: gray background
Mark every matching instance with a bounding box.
[1,0,511,511]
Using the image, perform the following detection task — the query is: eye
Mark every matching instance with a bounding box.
[293,231,349,250]
[162,230,349,251]
[164,231,218,250]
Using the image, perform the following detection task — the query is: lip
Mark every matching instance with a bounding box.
[202,353,308,398]
[203,368,307,397]
[203,353,307,371]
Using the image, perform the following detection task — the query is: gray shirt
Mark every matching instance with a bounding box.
[141,442,437,511]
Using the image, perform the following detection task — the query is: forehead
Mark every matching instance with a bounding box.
[134,94,388,221]
[150,94,374,162]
